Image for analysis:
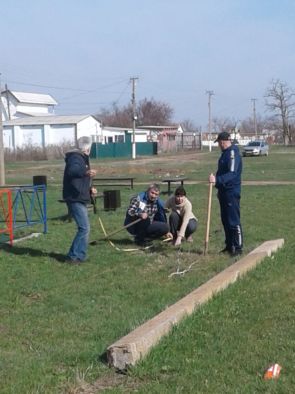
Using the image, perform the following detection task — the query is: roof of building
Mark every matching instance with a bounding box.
[3,114,98,126]
[2,90,58,105]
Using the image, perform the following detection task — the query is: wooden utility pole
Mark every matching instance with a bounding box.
[130,77,138,160]
[251,98,258,138]
[0,73,5,186]
[206,90,214,152]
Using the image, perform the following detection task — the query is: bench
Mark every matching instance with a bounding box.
[162,177,187,195]
[92,177,135,189]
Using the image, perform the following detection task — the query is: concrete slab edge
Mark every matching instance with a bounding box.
[107,238,284,370]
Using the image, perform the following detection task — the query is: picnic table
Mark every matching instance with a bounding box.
[162,177,187,195]
[92,177,135,189]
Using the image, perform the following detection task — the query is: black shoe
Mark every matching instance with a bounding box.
[230,249,243,257]
[134,239,153,247]
[219,247,231,254]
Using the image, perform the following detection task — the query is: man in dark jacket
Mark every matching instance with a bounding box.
[63,136,96,263]
[209,131,243,256]
[124,183,169,246]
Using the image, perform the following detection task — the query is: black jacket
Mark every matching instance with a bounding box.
[62,150,91,203]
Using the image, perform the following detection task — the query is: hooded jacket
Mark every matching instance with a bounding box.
[62,150,91,203]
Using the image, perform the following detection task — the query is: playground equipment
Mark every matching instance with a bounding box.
[0,184,47,245]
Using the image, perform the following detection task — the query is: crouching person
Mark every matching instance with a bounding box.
[124,183,169,246]
[165,186,198,246]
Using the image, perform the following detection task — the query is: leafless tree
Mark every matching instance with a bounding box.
[265,79,295,145]
[240,115,267,136]
[97,98,174,128]
[212,117,237,133]
[136,98,174,126]
[97,103,133,128]
[181,119,199,133]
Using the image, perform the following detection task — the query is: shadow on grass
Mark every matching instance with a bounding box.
[0,243,65,262]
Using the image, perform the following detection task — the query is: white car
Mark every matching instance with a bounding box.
[242,141,269,157]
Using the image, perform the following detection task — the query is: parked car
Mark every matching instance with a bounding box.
[242,141,269,157]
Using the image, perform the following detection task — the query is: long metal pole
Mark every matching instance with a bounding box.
[0,73,6,186]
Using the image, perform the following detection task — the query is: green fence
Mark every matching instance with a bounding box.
[90,140,157,159]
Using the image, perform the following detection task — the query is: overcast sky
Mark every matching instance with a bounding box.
[1,0,295,129]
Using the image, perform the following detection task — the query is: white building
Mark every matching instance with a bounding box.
[1,90,57,120]
[3,115,102,149]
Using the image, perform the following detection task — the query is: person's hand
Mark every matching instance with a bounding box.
[165,232,173,240]
[87,169,96,177]
[209,173,215,183]
[140,212,148,220]
[174,236,182,246]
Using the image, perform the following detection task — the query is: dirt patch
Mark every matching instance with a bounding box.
[67,372,141,393]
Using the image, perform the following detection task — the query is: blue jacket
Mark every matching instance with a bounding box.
[215,144,242,193]
[62,150,91,203]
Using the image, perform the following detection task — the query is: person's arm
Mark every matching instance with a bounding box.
[178,199,193,238]
[127,196,148,219]
[66,154,88,178]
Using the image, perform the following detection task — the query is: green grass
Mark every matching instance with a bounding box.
[0,146,295,393]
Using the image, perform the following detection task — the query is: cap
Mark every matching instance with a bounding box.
[214,131,231,143]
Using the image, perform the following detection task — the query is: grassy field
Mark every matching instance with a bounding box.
[0,145,295,393]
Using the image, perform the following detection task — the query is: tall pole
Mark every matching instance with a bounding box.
[206,90,214,152]
[0,73,5,186]
[130,77,138,160]
[251,98,257,138]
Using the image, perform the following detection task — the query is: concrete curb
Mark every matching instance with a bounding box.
[107,239,284,370]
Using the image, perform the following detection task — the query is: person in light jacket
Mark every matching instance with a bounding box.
[165,186,198,246]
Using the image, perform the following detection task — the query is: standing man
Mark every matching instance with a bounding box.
[124,183,169,246]
[209,131,243,256]
[63,136,97,264]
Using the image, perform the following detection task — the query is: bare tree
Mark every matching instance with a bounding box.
[265,79,295,145]
[136,98,173,126]
[240,115,267,136]
[181,119,199,133]
[97,98,174,128]
[97,103,133,128]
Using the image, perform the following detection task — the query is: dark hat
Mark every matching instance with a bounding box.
[214,131,231,143]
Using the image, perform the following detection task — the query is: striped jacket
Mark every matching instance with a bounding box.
[215,144,242,193]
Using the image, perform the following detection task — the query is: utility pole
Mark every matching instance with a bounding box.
[251,98,258,138]
[0,73,5,186]
[130,77,138,160]
[206,90,214,152]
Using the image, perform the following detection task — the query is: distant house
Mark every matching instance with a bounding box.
[3,115,102,150]
[1,90,57,120]
[100,126,149,144]
[137,125,184,152]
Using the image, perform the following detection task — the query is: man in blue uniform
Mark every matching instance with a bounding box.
[209,131,243,256]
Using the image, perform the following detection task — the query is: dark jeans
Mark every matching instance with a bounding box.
[218,190,243,252]
[169,211,198,239]
[127,218,169,242]
[66,202,90,261]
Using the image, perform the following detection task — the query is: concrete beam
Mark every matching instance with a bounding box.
[107,239,284,370]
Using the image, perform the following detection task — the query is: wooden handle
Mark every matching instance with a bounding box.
[204,182,213,255]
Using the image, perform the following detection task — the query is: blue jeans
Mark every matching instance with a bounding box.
[67,202,90,261]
